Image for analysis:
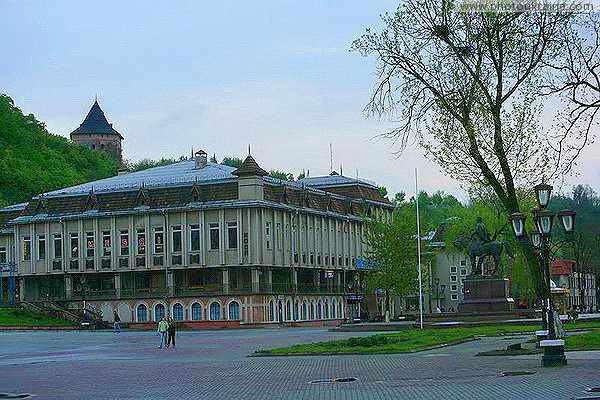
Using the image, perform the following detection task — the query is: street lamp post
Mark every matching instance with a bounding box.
[509,182,575,367]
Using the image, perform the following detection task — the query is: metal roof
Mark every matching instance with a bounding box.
[298,175,377,188]
[43,160,237,197]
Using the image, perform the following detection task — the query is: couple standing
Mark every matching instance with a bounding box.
[157,316,177,348]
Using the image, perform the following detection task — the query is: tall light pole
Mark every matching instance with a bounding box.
[435,277,440,311]
[509,182,575,367]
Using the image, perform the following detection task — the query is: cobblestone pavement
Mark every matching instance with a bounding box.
[0,328,598,399]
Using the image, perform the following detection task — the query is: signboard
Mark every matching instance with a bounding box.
[356,257,373,270]
[347,294,364,301]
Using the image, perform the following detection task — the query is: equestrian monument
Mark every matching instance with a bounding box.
[455,217,515,312]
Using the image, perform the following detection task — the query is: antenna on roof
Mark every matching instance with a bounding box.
[329,143,333,173]
[340,165,343,176]
[94,93,98,102]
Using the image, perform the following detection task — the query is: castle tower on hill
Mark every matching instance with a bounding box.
[70,100,124,164]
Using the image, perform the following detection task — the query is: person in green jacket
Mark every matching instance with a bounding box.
[157,316,169,348]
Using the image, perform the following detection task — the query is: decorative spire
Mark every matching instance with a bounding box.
[248,144,251,156]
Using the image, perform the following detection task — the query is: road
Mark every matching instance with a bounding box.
[0,327,598,399]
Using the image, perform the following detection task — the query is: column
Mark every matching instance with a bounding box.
[65,275,72,300]
[251,268,260,293]
[115,273,121,299]
[222,267,229,294]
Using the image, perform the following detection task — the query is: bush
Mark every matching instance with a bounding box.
[346,335,390,347]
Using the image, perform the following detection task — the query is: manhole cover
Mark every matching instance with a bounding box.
[501,371,535,377]
[0,394,31,399]
[310,377,358,384]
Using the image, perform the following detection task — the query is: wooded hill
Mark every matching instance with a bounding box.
[0,94,120,207]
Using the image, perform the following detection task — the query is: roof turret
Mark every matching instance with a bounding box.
[70,101,124,139]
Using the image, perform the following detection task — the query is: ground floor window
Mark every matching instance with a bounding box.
[209,301,221,320]
[191,302,203,321]
[154,304,165,321]
[302,301,307,320]
[269,300,275,322]
[172,303,184,321]
[137,304,148,322]
[317,300,323,319]
[228,301,240,320]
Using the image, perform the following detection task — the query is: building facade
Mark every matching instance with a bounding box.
[552,258,597,313]
[0,151,394,325]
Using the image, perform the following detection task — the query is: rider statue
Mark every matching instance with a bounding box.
[472,216,492,244]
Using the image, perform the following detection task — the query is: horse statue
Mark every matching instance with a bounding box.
[453,235,514,276]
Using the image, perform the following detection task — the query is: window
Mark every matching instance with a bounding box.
[460,269,467,276]
[451,284,458,291]
[172,303,184,321]
[209,302,221,320]
[136,229,146,255]
[70,233,79,258]
[102,231,111,256]
[460,260,466,267]
[22,235,31,261]
[451,275,457,282]
[190,224,200,251]
[450,266,457,273]
[154,304,165,321]
[302,301,307,320]
[120,230,129,256]
[209,223,219,250]
[37,235,46,260]
[86,232,94,258]
[228,301,240,320]
[172,226,182,253]
[227,222,238,249]
[191,303,203,321]
[265,222,272,250]
[53,234,62,258]
[136,304,148,322]
[0,247,6,263]
[451,294,458,301]
[276,223,282,250]
[154,227,164,254]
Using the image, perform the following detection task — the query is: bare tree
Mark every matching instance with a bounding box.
[352,1,595,213]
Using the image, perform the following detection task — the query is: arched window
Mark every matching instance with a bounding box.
[294,299,300,320]
[154,304,165,321]
[302,301,307,320]
[228,301,240,320]
[317,300,322,319]
[338,300,344,318]
[136,304,147,322]
[325,300,330,319]
[191,302,203,321]
[269,300,275,322]
[332,300,337,318]
[172,303,184,321]
[209,302,221,320]
[286,300,292,321]
[310,300,315,320]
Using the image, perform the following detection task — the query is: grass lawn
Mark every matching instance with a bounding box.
[0,307,77,327]
[254,321,600,356]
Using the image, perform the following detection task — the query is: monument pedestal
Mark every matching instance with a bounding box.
[458,276,514,312]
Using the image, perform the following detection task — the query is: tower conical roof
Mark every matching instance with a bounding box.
[232,154,268,177]
[70,101,123,139]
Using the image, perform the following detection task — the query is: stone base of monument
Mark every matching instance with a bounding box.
[458,276,514,312]
[535,330,549,348]
[540,339,567,367]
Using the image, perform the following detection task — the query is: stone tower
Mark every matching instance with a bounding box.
[70,100,124,164]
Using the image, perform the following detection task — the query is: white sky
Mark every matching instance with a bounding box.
[2,0,599,202]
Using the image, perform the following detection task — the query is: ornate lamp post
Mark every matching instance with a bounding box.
[434,277,440,311]
[509,182,575,367]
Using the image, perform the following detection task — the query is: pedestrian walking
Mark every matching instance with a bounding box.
[166,316,176,348]
[157,316,169,348]
[113,310,121,333]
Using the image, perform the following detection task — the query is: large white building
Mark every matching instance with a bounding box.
[0,150,394,325]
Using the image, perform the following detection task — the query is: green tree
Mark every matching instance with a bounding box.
[0,94,119,207]
[220,157,243,168]
[269,170,294,181]
[363,204,421,315]
[126,157,183,172]
[377,186,388,197]
[353,3,598,304]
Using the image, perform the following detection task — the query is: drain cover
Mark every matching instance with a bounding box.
[310,377,358,384]
[0,394,30,399]
[501,371,535,377]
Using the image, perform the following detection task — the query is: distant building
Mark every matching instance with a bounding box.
[0,150,393,325]
[70,100,123,164]
[552,258,597,313]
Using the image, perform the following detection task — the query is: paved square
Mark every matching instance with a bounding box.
[0,328,598,399]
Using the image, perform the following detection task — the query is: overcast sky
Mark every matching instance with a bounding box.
[2,0,599,202]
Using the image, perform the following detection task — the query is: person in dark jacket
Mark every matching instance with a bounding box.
[113,310,121,333]
[166,316,176,348]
